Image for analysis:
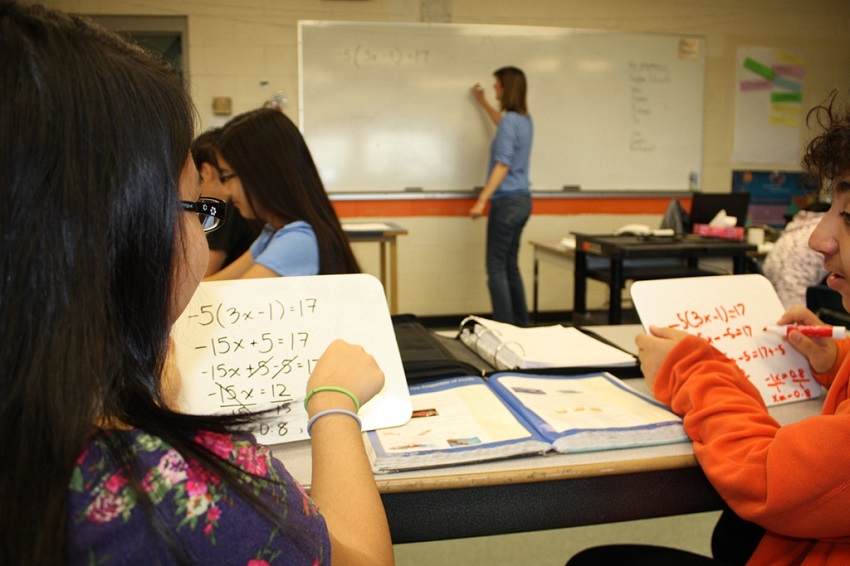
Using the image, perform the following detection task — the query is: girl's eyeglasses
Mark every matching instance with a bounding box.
[180,197,226,233]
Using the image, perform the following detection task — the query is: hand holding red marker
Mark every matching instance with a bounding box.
[763,325,847,339]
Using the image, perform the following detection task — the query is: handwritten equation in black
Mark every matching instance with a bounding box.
[182,297,322,439]
[335,44,430,68]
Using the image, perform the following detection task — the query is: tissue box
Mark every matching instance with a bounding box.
[692,223,745,241]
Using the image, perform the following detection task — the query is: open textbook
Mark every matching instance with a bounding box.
[631,274,824,406]
[458,316,636,371]
[364,372,688,473]
[171,274,412,445]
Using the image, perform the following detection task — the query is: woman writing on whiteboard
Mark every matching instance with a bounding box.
[470,66,533,326]
[205,108,360,281]
[1,3,392,563]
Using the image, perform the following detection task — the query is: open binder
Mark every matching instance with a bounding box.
[365,371,688,473]
[458,316,638,373]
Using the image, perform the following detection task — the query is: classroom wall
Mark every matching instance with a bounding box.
[35,0,850,317]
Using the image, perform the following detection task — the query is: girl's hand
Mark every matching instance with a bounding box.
[305,340,385,413]
[471,83,486,104]
[635,325,689,390]
[469,198,486,219]
[776,306,838,373]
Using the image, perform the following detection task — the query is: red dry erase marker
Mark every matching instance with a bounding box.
[763,325,847,339]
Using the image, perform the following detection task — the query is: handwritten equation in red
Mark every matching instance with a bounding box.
[666,301,815,404]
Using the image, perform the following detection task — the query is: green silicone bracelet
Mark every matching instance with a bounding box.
[304,386,360,412]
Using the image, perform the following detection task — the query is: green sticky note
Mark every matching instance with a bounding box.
[771,91,803,103]
[744,57,775,80]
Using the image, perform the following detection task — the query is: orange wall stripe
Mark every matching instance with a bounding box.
[331,196,692,218]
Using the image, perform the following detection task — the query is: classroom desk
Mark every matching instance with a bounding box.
[530,239,575,323]
[579,323,642,356]
[529,240,767,324]
[272,379,822,544]
[572,233,757,325]
[342,221,408,314]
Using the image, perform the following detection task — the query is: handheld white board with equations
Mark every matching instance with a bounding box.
[631,274,824,406]
[170,274,412,445]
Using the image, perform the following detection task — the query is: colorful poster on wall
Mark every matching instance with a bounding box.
[733,47,805,164]
[732,170,815,228]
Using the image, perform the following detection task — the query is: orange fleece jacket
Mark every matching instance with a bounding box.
[655,336,850,565]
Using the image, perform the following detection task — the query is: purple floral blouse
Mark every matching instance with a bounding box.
[67,429,329,565]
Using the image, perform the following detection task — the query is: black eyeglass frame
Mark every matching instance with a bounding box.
[180,197,227,233]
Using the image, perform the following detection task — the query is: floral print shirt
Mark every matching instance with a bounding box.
[67,429,329,565]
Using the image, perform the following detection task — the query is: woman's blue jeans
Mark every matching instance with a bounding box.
[486,192,531,326]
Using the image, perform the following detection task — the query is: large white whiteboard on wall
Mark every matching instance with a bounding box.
[298,21,705,193]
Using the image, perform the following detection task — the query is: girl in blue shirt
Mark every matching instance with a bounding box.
[206,109,359,280]
[471,66,534,326]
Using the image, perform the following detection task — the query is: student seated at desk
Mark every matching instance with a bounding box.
[763,201,830,309]
[0,4,392,564]
[205,108,360,280]
[568,91,850,566]
[191,128,263,277]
